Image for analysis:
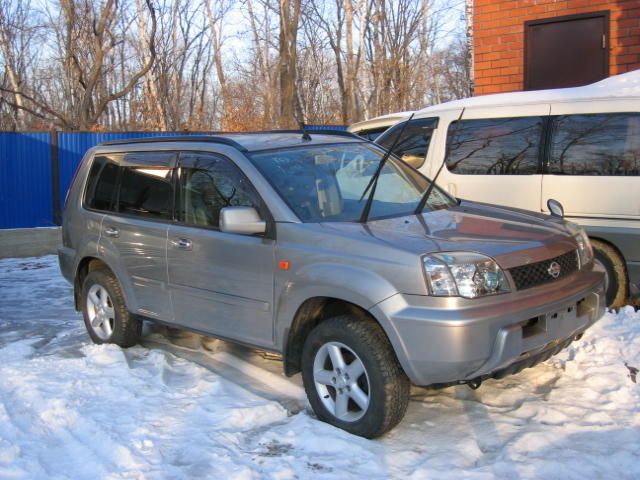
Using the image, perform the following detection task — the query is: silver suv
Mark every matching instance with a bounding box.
[59,131,605,438]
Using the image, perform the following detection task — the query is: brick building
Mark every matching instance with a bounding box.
[473,0,640,95]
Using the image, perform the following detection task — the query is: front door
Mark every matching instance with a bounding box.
[433,106,549,212]
[167,151,276,348]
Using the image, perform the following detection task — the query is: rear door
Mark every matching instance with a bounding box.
[541,107,640,219]
[167,151,276,348]
[99,151,176,321]
[433,106,549,212]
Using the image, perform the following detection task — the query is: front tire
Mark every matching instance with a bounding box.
[301,315,410,438]
[81,269,141,347]
[591,239,628,309]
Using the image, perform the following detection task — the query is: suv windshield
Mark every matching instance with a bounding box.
[249,142,454,222]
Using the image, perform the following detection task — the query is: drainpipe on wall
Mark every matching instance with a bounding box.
[466,0,474,97]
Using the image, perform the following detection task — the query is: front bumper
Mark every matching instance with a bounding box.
[370,269,606,386]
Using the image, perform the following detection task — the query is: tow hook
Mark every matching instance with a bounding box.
[467,379,482,390]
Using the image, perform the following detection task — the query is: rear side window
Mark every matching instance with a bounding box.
[376,118,437,168]
[84,155,120,211]
[549,113,640,176]
[445,117,544,175]
[116,152,175,220]
[177,152,261,228]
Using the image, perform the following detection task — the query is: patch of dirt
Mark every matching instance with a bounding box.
[259,440,293,457]
[625,363,638,383]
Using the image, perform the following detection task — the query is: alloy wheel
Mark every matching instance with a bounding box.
[86,284,115,341]
[313,341,371,422]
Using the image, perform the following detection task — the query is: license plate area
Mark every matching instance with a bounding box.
[521,303,578,339]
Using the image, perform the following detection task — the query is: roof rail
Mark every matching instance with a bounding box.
[99,135,248,152]
[262,128,360,139]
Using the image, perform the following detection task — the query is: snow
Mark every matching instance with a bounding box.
[0,255,639,479]
[416,69,640,115]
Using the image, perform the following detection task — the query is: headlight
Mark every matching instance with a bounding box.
[423,252,510,298]
[573,230,593,267]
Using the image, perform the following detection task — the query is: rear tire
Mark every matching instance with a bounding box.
[81,269,141,347]
[591,239,628,309]
[301,314,410,438]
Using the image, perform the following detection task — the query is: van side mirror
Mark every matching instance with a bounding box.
[547,199,564,218]
[219,206,266,235]
[401,153,425,168]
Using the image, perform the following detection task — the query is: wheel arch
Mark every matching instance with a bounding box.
[74,256,129,311]
[283,296,393,377]
[588,236,629,305]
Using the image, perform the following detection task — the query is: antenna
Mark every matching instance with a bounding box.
[298,121,312,141]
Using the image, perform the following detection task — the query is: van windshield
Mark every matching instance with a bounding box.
[248,142,454,222]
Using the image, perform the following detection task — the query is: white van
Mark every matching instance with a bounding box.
[348,111,413,141]
[373,71,640,308]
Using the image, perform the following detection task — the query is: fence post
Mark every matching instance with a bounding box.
[50,131,61,226]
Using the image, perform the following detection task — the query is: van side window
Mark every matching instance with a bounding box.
[549,113,640,176]
[177,152,260,229]
[84,156,120,211]
[376,118,438,168]
[357,127,389,141]
[116,152,175,220]
[446,117,543,175]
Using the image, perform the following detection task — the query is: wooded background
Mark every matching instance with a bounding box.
[0,0,470,131]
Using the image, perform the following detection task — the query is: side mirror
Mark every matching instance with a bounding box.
[219,206,266,235]
[401,153,425,168]
[547,198,564,218]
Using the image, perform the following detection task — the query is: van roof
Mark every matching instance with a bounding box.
[348,111,415,133]
[415,70,640,116]
[99,130,361,153]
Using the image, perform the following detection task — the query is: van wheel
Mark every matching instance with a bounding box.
[301,315,410,438]
[591,239,628,309]
[81,269,141,347]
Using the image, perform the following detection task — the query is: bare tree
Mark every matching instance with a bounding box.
[278,0,301,128]
[0,0,469,131]
[0,0,157,130]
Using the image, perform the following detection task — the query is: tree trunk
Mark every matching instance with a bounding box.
[278,0,302,128]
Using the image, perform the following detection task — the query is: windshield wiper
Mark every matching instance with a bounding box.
[359,113,415,223]
[414,108,465,215]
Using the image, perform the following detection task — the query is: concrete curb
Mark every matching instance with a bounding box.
[0,227,61,259]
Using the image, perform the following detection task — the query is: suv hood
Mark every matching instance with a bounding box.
[323,201,578,269]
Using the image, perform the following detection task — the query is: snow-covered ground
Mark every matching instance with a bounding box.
[0,256,638,479]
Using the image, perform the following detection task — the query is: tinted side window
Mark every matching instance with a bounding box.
[446,117,543,175]
[85,155,120,211]
[549,113,640,176]
[116,152,175,220]
[377,118,437,168]
[177,152,260,228]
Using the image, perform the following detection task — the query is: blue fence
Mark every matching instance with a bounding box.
[0,126,347,229]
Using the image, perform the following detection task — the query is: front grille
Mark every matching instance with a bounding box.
[509,250,579,291]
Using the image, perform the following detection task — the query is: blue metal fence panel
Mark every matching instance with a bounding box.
[1,127,346,229]
[0,132,53,229]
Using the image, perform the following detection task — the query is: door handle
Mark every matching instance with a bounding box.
[171,238,193,250]
[104,227,119,237]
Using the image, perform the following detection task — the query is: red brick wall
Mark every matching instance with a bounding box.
[474,0,640,95]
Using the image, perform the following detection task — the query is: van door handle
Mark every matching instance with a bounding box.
[104,227,119,237]
[171,238,192,250]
